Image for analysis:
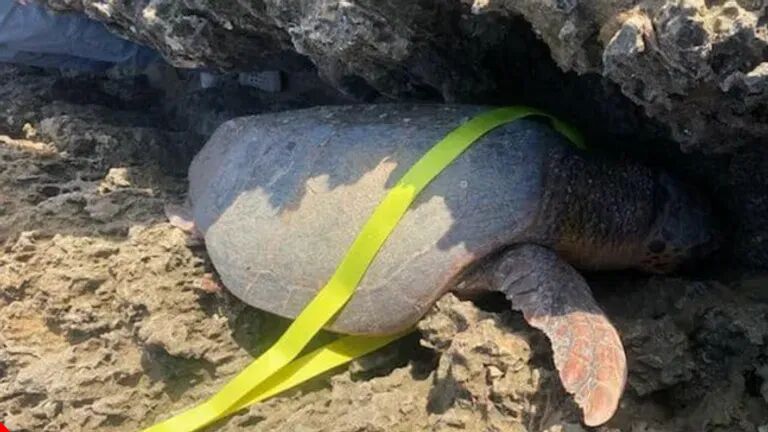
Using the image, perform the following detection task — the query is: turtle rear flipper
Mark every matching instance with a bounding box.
[490,244,627,427]
[164,201,200,237]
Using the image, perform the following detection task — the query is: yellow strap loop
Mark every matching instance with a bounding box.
[142,106,583,432]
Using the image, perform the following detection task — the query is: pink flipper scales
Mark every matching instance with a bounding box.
[492,244,627,426]
[165,202,197,233]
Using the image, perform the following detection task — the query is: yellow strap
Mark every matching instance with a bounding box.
[142,106,583,432]
[222,331,409,417]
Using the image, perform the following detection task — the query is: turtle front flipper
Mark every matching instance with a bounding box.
[490,244,627,426]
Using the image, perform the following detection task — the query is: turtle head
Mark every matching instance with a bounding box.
[639,173,719,273]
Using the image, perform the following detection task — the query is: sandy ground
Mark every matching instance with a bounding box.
[0,65,767,432]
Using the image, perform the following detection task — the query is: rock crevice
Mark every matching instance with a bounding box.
[42,0,768,153]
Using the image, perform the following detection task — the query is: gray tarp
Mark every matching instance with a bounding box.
[0,0,158,71]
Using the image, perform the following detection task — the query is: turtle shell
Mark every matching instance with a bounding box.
[189,104,570,334]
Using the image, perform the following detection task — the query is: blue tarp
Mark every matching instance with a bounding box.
[0,0,159,71]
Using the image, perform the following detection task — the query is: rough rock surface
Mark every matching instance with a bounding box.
[41,0,768,154]
[1,65,767,431]
[477,0,768,154]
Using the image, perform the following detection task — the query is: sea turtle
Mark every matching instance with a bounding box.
[178,104,718,426]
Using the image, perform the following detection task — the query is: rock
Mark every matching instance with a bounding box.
[99,167,133,192]
[10,231,38,254]
[39,0,768,153]
[622,316,695,397]
[418,294,577,430]
[759,365,768,404]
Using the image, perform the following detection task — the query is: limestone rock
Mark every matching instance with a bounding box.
[39,0,768,153]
